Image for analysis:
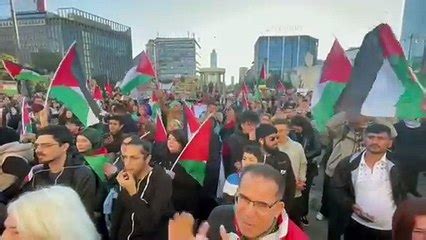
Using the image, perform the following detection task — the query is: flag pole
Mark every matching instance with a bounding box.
[21,97,26,134]
[139,131,150,139]
[169,113,213,171]
[44,41,77,108]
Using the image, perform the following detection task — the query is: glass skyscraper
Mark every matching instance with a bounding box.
[400,0,426,65]
[254,35,318,79]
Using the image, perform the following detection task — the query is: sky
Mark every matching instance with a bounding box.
[0,0,405,83]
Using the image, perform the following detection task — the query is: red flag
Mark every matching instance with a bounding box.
[277,81,286,94]
[105,83,113,97]
[260,63,267,81]
[183,103,201,137]
[92,85,103,101]
[137,52,156,78]
[154,113,167,143]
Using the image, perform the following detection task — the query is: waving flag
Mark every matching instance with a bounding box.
[154,112,168,143]
[46,42,101,127]
[2,60,46,82]
[337,24,425,119]
[183,103,201,138]
[172,118,213,185]
[311,39,352,133]
[119,51,155,95]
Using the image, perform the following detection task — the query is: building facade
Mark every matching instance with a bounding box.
[146,37,200,83]
[0,8,132,83]
[400,0,426,66]
[254,35,318,79]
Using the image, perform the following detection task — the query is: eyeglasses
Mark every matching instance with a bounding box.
[34,143,59,149]
[235,193,280,213]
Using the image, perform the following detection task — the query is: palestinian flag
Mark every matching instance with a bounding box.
[338,24,425,119]
[119,51,155,95]
[21,97,33,135]
[46,42,101,127]
[149,91,161,121]
[154,112,168,143]
[174,118,213,186]
[277,80,286,94]
[183,102,200,138]
[84,155,109,182]
[311,39,352,133]
[2,60,46,82]
[105,83,114,98]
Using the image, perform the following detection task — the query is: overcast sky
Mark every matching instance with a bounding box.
[1,0,405,83]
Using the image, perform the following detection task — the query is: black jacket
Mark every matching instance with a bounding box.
[330,151,407,226]
[111,165,174,240]
[152,143,201,218]
[24,151,97,215]
[223,129,257,177]
[290,129,322,162]
[264,150,296,209]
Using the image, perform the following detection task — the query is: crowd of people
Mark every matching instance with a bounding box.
[0,87,424,240]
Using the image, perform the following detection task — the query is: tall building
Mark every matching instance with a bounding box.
[0,8,132,83]
[199,49,225,94]
[238,67,248,83]
[254,35,318,79]
[400,0,426,65]
[145,37,200,83]
[210,49,217,68]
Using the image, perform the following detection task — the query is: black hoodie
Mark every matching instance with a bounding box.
[111,165,174,240]
[24,150,97,215]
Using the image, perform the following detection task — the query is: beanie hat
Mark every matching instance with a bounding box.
[168,129,188,147]
[80,127,103,150]
[256,124,277,141]
[0,127,20,146]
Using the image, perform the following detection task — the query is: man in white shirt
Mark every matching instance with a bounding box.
[273,118,307,226]
[331,124,407,240]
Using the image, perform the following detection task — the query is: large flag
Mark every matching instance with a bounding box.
[2,60,46,82]
[21,97,33,135]
[183,102,200,138]
[311,39,352,133]
[337,24,425,119]
[46,42,101,127]
[173,118,213,185]
[154,112,168,143]
[119,51,155,95]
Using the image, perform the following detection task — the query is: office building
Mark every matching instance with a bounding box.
[400,0,426,65]
[145,37,200,83]
[0,8,132,83]
[254,35,318,79]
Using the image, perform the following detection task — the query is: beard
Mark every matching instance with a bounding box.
[264,144,279,155]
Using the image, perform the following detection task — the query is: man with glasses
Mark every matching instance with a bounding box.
[256,124,296,214]
[111,135,174,240]
[24,125,97,216]
[207,164,307,239]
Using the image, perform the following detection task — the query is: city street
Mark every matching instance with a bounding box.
[305,167,426,239]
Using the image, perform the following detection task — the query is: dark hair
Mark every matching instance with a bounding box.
[122,135,152,155]
[168,129,188,147]
[365,123,391,137]
[290,115,314,136]
[108,115,124,125]
[272,118,290,126]
[239,110,260,126]
[240,164,285,199]
[393,198,426,240]
[242,145,263,162]
[112,104,127,114]
[37,125,73,145]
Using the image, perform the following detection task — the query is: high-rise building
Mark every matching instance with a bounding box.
[400,0,426,65]
[210,49,217,68]
[239,67,248,83]
[254,35,318,79]
[145,37,200,83]
[0,8,132,83]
